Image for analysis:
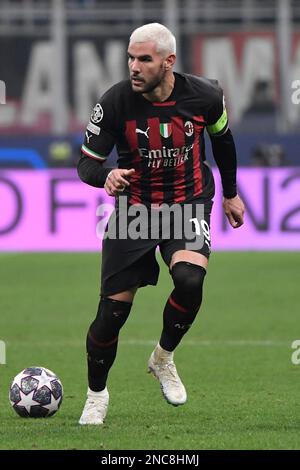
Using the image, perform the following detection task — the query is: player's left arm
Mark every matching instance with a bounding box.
[207,88,245,229]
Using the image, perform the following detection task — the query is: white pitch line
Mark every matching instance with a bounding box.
[3,339,291,347]
[121,339,290,347]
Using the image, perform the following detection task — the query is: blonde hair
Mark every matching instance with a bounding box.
[129,23,176,56]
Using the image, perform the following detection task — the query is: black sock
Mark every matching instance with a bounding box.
[86,297,132,391]
[159,289,200,351]
[159,263,206,352]
[87,334,118,392]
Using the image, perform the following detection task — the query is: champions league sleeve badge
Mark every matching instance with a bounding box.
[91,103,104,124]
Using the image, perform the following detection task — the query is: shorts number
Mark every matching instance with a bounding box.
[189,218,211,249]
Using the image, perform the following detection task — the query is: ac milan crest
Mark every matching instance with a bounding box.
[184,121,194,137]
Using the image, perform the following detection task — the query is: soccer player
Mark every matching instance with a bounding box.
[77,23,244,425]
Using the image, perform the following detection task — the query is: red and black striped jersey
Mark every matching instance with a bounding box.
[81,72,228,206]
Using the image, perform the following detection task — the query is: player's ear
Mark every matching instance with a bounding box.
[164,54,176,70]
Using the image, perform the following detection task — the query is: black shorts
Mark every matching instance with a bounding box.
[101,197,213,296]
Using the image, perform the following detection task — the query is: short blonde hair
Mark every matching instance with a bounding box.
[129,23,176,56]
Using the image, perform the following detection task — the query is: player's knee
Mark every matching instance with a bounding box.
[171,261,206,292]
[89,297,132,343]
[108,287,137,303]
[171,261,206,308]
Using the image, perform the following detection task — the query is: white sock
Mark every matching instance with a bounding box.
[87,387,108,397]
[155,343,173,361]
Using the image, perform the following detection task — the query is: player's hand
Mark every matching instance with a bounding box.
[223,194,245,229]
[104,168,135,196]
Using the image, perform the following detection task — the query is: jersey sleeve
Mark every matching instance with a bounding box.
[81,89,117,161]
[206,84,228,137]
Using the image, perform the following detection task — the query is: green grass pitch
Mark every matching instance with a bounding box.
[0,251,299,450]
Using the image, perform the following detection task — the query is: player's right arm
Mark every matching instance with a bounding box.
[77,96,134,196]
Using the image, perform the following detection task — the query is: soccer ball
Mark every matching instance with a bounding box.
[9,367,63,418]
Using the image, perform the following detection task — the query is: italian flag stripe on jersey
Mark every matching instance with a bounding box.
[81,144,107,161]
[159,123,172,138]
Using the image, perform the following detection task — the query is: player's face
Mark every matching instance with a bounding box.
[128,41,169,94]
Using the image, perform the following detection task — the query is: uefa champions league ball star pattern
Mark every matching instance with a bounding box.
[9,367,63,418]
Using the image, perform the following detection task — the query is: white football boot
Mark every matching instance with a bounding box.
[147,343,187,406]
[79,387,109,425]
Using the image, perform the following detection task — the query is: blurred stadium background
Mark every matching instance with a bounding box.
[1,0,300,451]
[0,0,300,251]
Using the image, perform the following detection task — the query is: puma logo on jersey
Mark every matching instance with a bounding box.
[136,127,150,139]
[85,131,93,143]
